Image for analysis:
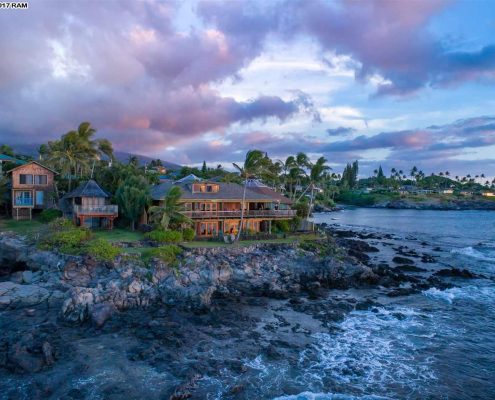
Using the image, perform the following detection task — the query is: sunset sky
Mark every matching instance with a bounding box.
[1,0,495,177]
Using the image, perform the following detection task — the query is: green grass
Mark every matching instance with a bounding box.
[0,217,43,235]
[182,233,322,248]
[92,228,144,242]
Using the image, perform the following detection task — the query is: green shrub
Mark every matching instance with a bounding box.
[145,229,183,243]
[273,220,290,233]
[39,209,63,223]
[182,227,195,241]
[84,239,120,261]
[38,223,92,254]
[290,216,302,232]
[48,217,74,230]
[141,245,182,266]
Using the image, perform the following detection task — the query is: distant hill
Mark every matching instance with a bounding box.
[8,143,182,170]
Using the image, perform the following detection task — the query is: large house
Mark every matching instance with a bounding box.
[60,179,118,229]
[150,177,296,238]
[9,161,58,220]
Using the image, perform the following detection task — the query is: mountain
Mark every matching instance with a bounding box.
[7,144,182,170]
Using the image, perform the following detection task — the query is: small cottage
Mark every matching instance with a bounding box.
[61,179,118,229]
[8,161,58,220]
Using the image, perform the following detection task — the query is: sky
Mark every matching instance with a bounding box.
[0,0,495,178]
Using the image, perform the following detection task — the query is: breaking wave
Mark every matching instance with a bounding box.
[273,392,390,400]
[451,246,495,262]
[423,285,495,304]
[296,307,437,398]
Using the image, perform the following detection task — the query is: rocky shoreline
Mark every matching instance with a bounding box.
[371,197,495,210]
[0,228,483,399]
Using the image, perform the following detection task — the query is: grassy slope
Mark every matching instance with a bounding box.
[0,217,43,235]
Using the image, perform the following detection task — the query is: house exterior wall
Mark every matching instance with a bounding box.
[11,163,56,214]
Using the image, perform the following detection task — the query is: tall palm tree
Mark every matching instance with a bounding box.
[148,186,192,230]
[233,150,270,241]
[304,157,330,219]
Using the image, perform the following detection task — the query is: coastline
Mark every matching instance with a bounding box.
[0,222,493,399]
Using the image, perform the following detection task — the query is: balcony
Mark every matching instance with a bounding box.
[181,209,297,219]
[73,205,118,216]
[14,199,33,207]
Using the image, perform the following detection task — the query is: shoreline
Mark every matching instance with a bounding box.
[0,225,491,399]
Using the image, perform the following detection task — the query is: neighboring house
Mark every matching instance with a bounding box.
[150,179,296,238]
[439,189,454,194]
[8,161,58,220]
[460,190,474,196]
[481,191,495,197]
[0,153,26,175]
[60,179,118,229]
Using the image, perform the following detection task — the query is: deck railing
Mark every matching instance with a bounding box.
[14,199,33,206]
[180,209,297,219]
[74,205,118,215]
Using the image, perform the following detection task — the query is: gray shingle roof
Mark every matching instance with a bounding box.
[64,179,111,198]
[151,181,292,204]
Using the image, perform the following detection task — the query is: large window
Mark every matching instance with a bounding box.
[192,183,219,193]
[19,174,33,184]
[14,191,33,206]
[199,222,218,236]
[34,175,47,185]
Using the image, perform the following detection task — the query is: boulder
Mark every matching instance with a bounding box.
[0,282,50,310]
[90,302,116,328]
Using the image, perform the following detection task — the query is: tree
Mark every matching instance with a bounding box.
[201,161,207,177]
[115,175,150,230]
[148,186,192,230]
[40,122,114,190]
[376,165,386,185]
[0,176,8,213]
[232,150,270,241]
[304,156,330,218]
[0,145,14,156]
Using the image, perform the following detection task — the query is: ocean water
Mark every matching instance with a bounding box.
[290,209,495,400]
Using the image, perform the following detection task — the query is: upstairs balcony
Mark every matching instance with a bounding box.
[73,205,118,216]
[180,209,297,219]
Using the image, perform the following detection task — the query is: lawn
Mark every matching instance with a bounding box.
[0,217,43,235]
[92,228,145,242]
[182,233,323,248]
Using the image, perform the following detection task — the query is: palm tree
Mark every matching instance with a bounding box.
[148,186,192,230]
[232,150,270,241]
[302,157,330,219]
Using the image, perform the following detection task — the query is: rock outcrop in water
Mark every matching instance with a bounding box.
[372,198,495,210]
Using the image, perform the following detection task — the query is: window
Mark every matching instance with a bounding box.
[14,191,33,206]
[19,174,33,184]
[192,183,219,193]
[34,175,47,185]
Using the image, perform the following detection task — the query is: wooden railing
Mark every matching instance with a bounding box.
[180,209,297,219]
[74,205,118,215]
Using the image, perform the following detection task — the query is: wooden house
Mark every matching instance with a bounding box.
[151,178,296,238]
[9,161,58,220]
[60,179,118,229]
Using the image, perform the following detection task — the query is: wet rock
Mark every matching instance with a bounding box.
[395,265,427,273]
[392,256,415,265]
[434,268,478,279]
[42,341,54,366]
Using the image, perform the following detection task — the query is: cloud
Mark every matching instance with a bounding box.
[326,126,356,136]
[0,0,312,152]
[198,0,495,96]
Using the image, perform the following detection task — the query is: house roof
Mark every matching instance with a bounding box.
[175,174,202,183]
[0,154,26,164]
[151,180,293,204]
[63,179,111,198]
[7,160,58,174]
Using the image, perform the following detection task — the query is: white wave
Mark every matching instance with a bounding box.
[273,392,390,400]
[296,307,437,397]
[451,246,495,262]
[423,285,495,304]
